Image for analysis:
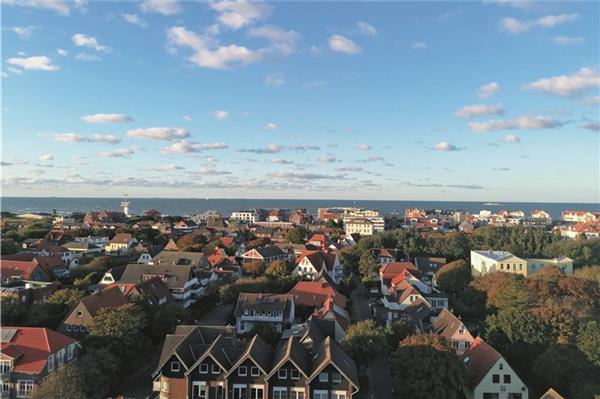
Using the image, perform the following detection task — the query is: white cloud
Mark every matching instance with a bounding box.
[551,36,584,46]
[238,144,283,154]
[3,0,72,15]
[56,48,68,56]
[183,115,192,121]
[264,72,285,87]
[271,159,293,164]
[269,171,332,180]
[354,144,372,150]
[166,26,264,69]
[360,155,384,163]
[81,113,132,123]
[160,141,228,154]
[318,155,337,163]
[193,167,231,176]
[8,26,35,39]
[210,0,271,30]
[264,122,277,130]
[581,121,600,132]
[71,34,110,53]
[127,127,189,141]
[140,0,181,15]
[328,35,361,54]
[412,42,428,49]
[583,96,600,105]
[335,166,364,172]
[454,104,505,118]
[153,164,185,171]
[211,110,230,120]
[469,115,565,132]
[39,154,54,162]
[501,14,578,34]
[433,142,461,152]
[75,53,100,62]
[357,21,377,36]
[7,56,58,72]
[97,148,135,158]
[524,67,600,97]
[51,133,120,144]
[501,134,521,143]
[247,25,301,54]
[123,14,147,28]
[477,82,501,98]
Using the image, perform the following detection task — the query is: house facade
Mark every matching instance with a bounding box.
[234,293,295,334]
[470,250,573,277]
[292,251,343,284]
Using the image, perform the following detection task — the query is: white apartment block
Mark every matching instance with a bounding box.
[470,250,573,277]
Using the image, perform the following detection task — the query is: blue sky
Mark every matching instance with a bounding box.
[2,0,599,202]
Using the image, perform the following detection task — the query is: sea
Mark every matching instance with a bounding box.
[1,197,599,220]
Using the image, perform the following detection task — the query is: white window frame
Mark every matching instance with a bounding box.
[278,369,287,379]
[290,388,305,399]
[251,366,260,376]
[0,360,12,374]
[67,344,75,361]
[273,387,287,399]
[1,381,9,393]
[332,371,342,384]
[47,354,55,372]
[331,391,347,399]
[57,349,65,366]
[319,372,328,382]
[212,364,220,374]
[199,363,209,374]
[17,380,33,398]
[290,369,300,380]
[313,390,327,399]
[238,366,247,376]
[170,361,180,372]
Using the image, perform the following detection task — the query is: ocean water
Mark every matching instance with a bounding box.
[1,197,598,220]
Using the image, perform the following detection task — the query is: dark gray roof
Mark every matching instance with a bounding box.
[268,336,311,378]
[414,257,447,274]
[309,336,359,389]
[120,264,194,289]
[253,246,285,259]
[234,293,294,318]
[153,250,207,267]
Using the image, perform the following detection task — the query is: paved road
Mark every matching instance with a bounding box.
[199,303,234,325]
[350,276,392,399]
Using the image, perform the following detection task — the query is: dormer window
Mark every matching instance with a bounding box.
[278,369,287,379]
[171,362,180,372]
[290,369,300,380]
[200,364,208,374]
[250,366,259,376]
[238,366,247,376]
[212,364,220,374]
[332,371,342,384]
[319,372,328,382]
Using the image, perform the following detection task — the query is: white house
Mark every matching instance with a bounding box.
[292,251,343,284]
[470,250,573,277]
[234,293,295,334]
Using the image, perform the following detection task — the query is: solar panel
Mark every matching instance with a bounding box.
[0,329,17,343]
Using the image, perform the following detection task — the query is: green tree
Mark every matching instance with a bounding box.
[265,260,290,278]
[0,297,27,325]
[248,322,280,346]
[79,347,121,395]
[435,259,471,296]
[0,239,19,255]
[286,226,307,244]
[389,333,466,399]
[34,363,87,399]
[385,320,415,348]
[24,302,67,329]
[47,289,86,309]
[574,265,600,286]
[357,251,378,278]
[576,321,600,368]
[177,232,208,252]
[340,320,389,364]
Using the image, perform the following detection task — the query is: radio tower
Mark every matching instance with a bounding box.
[121,194,130,217]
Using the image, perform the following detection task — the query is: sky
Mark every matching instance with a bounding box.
[1,0,599,202]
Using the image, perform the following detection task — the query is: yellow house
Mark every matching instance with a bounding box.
[463,337,528,399]
[470,250,573,277]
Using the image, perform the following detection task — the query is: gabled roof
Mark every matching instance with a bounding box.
[289,281,347,308]
[312,297,350,331]
[462,337,502,390]
[266,336,311,379]
[184,332,244,376]
[0,260,51,281]
[109,233,133,244]
[308,336,359,391]
[79,286,129,317]
[249,245,285,259]
[153,250,206,267]
[539,388,565,399]
[120,263,195,289]
[0,327,76,374]
[225,335,274,376]
[431,309,467,341]
[297,250,338,273]
[379,262,418,283]
[234,293,294,318]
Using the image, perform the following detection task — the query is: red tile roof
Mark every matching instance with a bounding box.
[0,260,50,281]
[462,337,502,389]
[109,233,133,244]
[289,281,347,308]
[0,327,76,374]
[379,262,418,282]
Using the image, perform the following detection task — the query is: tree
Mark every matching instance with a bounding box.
[47,289,86,309]
[435,259,471,296]
[385,320,415,348]
[1,239,19,255]
[87,303,149,361]
[140,302,189,343]
[265,260,290,278]
[357,251,378,278]
[340,320,389,364]
[0,297,27,325]
[574,265,600,286]
[248,323,280,346]
[79,347,121,396]
[389,333,465,399]
[577,321,600,368]
[242,261,265,276]
[177,232,208,252]
[286,226,307,244]
[73,272,100,289]
[35,363,87,399]
[24,302,66,329]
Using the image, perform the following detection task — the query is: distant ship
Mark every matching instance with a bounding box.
[483,202,501,206]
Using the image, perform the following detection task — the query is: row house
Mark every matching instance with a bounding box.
[0,327,79,399]
[292,251,343,284]
[234,293,295,334]
[152,325,359,399]
[118,263,203,307]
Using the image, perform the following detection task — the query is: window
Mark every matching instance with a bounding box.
[332,372,342,384]
[1,382,8,393]
[67,344,75,361]
[508,394,522,399]
[499,363,504,370]
[171,362,180,372]
[251,366,260,376]
[80,325,86,332]
[66,324,72,331]
[250,386,263,399]
[313,391,327,399]
[161,381,169,393]
[57,349,65,366]
[492,374,500,383]
[331,392,346,399]
[77,311,83,317]
[200,363,208,373]
[504,374,511,384]
[290,389,304,399]
[290,369,300,380]
[319,372,328,382]
[17,380,33,398]
[1,360,12,374]
[73,325,79,332]
[239,366,247,376]
[240,321,246,331]
[273,387,287,399]
[212,364,220,374]
[47,354,55,372]
[483,394,499,399]
[278,369,287,379]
